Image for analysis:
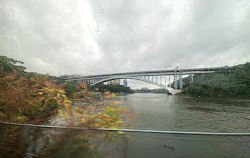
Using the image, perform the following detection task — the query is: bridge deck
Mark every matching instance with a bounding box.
[64,66,231,80]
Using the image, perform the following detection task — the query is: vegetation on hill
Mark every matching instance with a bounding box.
[89,84,134,94]
[181,63,250,97]
[134,88,169,94]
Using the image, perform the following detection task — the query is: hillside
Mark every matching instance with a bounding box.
[181,63,250,97]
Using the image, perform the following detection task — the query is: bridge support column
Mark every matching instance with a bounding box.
[123,79,127,87]
[77,79,81,83]
[179,71,183,89]
[190,74,194,84]
[165,75,166,86]
[169,75,171,88]
[174,71,178,89]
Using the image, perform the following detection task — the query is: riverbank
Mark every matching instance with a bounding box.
[179,62,250,98]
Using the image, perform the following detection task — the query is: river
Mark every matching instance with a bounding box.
[1,93,250,157]
[113,93,250,132]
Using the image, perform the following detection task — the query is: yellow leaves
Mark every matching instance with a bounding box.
[104,90,110,95]
[115,121,123,124]
[55,103,133,129]
[104,106,111,111]
[43,80,135,129]
[79,82,87,89]
[117,131,124,134]
[47,89,54,92]
[58,90,65,94]
[75,106,81,110]
[106,93,116,98]
[87,105,94,110]
[81,117,86,122]
[57,108,70,118]
[64,111,69,118]
[58,109,63,117]
[16,116,28,122]
[64,98,72,104]
[38,92,43,95]
[101,114,110,119]
[110,101,122,105]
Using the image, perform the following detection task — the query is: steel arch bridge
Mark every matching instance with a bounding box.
[63,66,231,94]
[91,76,172,92]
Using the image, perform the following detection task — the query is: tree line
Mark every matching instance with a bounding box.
[181,62,250,97]
[88,84,134,93]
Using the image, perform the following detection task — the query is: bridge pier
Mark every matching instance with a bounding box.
[77,79,81,83]
[165,75,166,87]
[169,75,171,88]
[190,74,194,84]
[179,71,183,89]
[174,71,178,89]
[123,79,127,87]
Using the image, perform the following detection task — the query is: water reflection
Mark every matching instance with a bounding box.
[113,94,250,132]
[0,125,126,158]
[0,125,249,158]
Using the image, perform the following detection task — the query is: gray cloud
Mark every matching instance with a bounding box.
[0,0,250,88]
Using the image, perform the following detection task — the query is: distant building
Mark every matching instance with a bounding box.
[107,79,120,85]
[114,79,120,85]
[123,79,127,87]
[141,87,149,90]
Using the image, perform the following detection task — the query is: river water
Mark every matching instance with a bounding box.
[1,93,250,157]
[113,93,250,132]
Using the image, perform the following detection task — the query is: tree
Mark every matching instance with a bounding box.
[0,55,26,75]
[0,56,135,128]
[181,62,250,97]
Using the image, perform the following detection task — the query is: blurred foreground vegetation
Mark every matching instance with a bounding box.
[0,56,134,128]
[0,55,134,157]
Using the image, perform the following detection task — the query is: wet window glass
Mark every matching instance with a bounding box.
[0,0,250,157]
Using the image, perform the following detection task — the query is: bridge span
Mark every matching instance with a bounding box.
[64,66,228,94]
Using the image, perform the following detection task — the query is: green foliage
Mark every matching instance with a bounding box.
[182,63,250,97]
[153,89,169,94]
[64,82,78,98]
[134,88,169,94]
[0,55,26,75]
[89,84,134,94]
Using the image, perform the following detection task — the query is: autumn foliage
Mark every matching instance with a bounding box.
[55,83,135,129]
[0,56,134,129]
[0,72,66,123]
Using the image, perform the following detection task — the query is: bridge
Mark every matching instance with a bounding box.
[64,67,228,94]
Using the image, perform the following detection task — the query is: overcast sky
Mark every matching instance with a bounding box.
[1,0,250,88]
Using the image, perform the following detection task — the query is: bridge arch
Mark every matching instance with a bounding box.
[90,76,173,92]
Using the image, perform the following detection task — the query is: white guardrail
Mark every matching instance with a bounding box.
[1,122,250,136]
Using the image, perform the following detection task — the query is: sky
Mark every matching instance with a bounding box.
[1,0,250,88]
